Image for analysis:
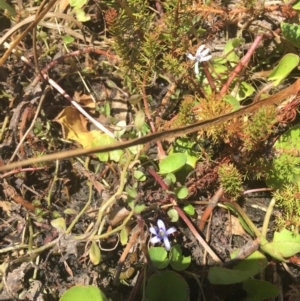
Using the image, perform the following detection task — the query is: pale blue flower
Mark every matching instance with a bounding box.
[187,44,212,75]
[149,219,176,250]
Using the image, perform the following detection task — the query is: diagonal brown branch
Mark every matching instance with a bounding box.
[1,79,300,172]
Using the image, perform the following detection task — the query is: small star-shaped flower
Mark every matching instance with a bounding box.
[149,219,176,251]
[187,44,212,75]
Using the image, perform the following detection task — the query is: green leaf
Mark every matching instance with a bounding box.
[134,204,146,213]
[208,251,267,284]
[60,285,107,301]
[114,120,127,138]
[148,247,170,269]
[134,110,145,131]
[51,217,66,233]
[260,229,300,261]
[223,38,245,65]
[89,241,101,265]
[224,95,240,111]
[145,270,189,301]
[274,125,300,151]
[128,94,142,105]
[165,173,176,185]
[236,82,255,101]
[233,250,268,273]
[266,125,300,188]
[159,153,187,174]
[120,227,128,245]
[127,187,137,198]
[92,134,123,162]
[134,170,146,181]
[126,187,137,209]
[64,208,77,215]
[167,208,179,222]
[174,186,188,199]
[63,35,75,45]
[105,79,118,89]
[243,279,279,301]
[0,0,16,16]
[293,1,300,9]
[183,204,195,216]
[170,244,191,271]
[171,138,199,168]
[267,53,299,86]
[281,23,300,48]
[74,8,91,22]
[70,0,87,8]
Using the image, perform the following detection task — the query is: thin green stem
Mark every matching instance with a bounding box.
[93,152,131,237]
[47,159,59,206]
[66,182,93,234]
[261,197,276,239]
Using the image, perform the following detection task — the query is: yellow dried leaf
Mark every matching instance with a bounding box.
[73,91,96,109]
[0,200,12,216]
[54,106,89,140]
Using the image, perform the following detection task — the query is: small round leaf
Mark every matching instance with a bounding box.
[183,204,195,216]
[60,285,107,301]
[51,217,66,233]
[89,241,101,265]
[145,270,189,301]
[174,186,188,199]
[159,153,187,175]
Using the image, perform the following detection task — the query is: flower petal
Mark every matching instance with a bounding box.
[165,227,176,236]
[196,44,205,56]
[200,48,210,57]
[186,53,196,60]
[157,219,166,232]
[150,236,162,244]
[149,226,158,235]
[200,55,212,62]
[163,237,171,250]
[194,62,199,75]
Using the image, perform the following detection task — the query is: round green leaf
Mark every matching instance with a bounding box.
[126,187,137,198]
[170,244,191,271]
[70,0,87,8]
[159,153,187,175]
[224,95,240,111]
[51,217,66,233]
[208,251,267,285]
[64,208,77,215]
[183,204,195,216]
[165,173,176,185]
[63,35,75,45]
[134,170,146,181]
[134,204,146,213]
[148,247,169,269]
[167,208,179,222]
[174,186,188,199]
[236,82,255,101]
[145,270,189,301]
[243,279,279,301]
[92,133,123,162]
[60,285,107,301]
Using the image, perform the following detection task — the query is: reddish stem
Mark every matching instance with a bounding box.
[220,35,264,97]
[198,186,224,231]
[147,168,222,262]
